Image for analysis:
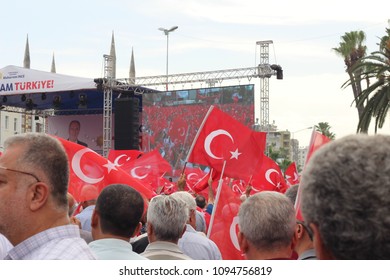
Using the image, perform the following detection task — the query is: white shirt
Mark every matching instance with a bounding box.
[179,224,222,260]
[89,238,147,260]
[5,225,96,260]
[0,234,13,260]
[75,205,95,232]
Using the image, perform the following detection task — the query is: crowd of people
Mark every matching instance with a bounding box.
[141,103,254,169]
[0,132,389,260]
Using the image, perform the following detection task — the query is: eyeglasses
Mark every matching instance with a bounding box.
[0,166,40,182]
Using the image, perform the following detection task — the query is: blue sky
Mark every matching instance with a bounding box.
[1,0,389,146]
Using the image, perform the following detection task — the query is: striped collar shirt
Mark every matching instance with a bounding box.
[5,225,96,260]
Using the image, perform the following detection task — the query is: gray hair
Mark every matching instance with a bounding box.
[301,134,390,260]
[285,184,299,204]
[238,191,296,251]
[4,133,69,208]
[147,195,188,242]
[170,191,197,221]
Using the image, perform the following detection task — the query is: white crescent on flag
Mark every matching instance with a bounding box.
[231,183,243,194]
[204,129,234,160]
[71,148,105,184]
[265,168,279,186]
[178,127,186,137]
[187,172,199,181]
[229,216,240,251]
[113,154,130,167]
[130,166,149,180]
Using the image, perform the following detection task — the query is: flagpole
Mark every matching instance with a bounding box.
[294,125,315,219]
[207,160,226,238]
[185,105,214,163]
[305,126,316,165]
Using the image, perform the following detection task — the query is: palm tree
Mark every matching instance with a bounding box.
[333,31,367,131]
[315,122,336,140]
[352,28,390,133]
[267,146,291,173]
[279,159,292,174]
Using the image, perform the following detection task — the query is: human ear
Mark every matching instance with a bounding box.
[29,183,49,211]
[238,231,249,254]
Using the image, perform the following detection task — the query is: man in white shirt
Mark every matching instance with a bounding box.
[89,184,147,260]
[172,191,222,260]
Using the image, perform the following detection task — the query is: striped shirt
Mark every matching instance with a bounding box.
[5,225,96,260]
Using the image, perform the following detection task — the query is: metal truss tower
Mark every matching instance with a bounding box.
[257,40,273,130]
[102,54,114,157]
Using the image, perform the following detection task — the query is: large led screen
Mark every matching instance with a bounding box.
[141,84,255,172]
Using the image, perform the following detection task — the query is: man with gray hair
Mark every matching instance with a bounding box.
[171,191,222,260]
[300,134,390,259]
[142,195,192,260]
[238,191,296,260]
[0,133,95,259]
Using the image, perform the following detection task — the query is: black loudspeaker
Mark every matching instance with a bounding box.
[114,97,140,150]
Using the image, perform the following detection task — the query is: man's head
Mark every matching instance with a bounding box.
[284,184,314,258]
[0,133,69,245]
[79,184,99,209]
[91,184,144,240]
[195,195,206,209]
[146,195,188,243]
[301,134,390,260]
[284,184,299,205]
[171,191,197,229]
[68,120,81,142]
[238,191,296,259]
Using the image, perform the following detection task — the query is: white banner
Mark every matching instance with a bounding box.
[0,65,95,95]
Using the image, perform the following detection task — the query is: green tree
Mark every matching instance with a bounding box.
[333,31,367,131]
[279,158,292,174]
[267,145,291,173]
[315,122,336,140]
[351,27,390,133]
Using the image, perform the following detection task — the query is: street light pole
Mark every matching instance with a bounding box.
[158,26,178,91]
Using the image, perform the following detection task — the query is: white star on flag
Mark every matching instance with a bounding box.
[103,161,118,174]
[230,148,242,160]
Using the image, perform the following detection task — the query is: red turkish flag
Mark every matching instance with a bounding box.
[208,181,244,260]
[295,130,332,221]
[120,149,172,177]
[183,167,205,193]
[169,116,189,145]
[156,176,177,195]
[285,162,300,186]
[230,179,247,196]
[119,149,172,192]
[56,137,155,202]
[186,106,266,181]
[305,131,331,164]
[189,168,221,195]
[251,155,288,194]
[107,149,143,166]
